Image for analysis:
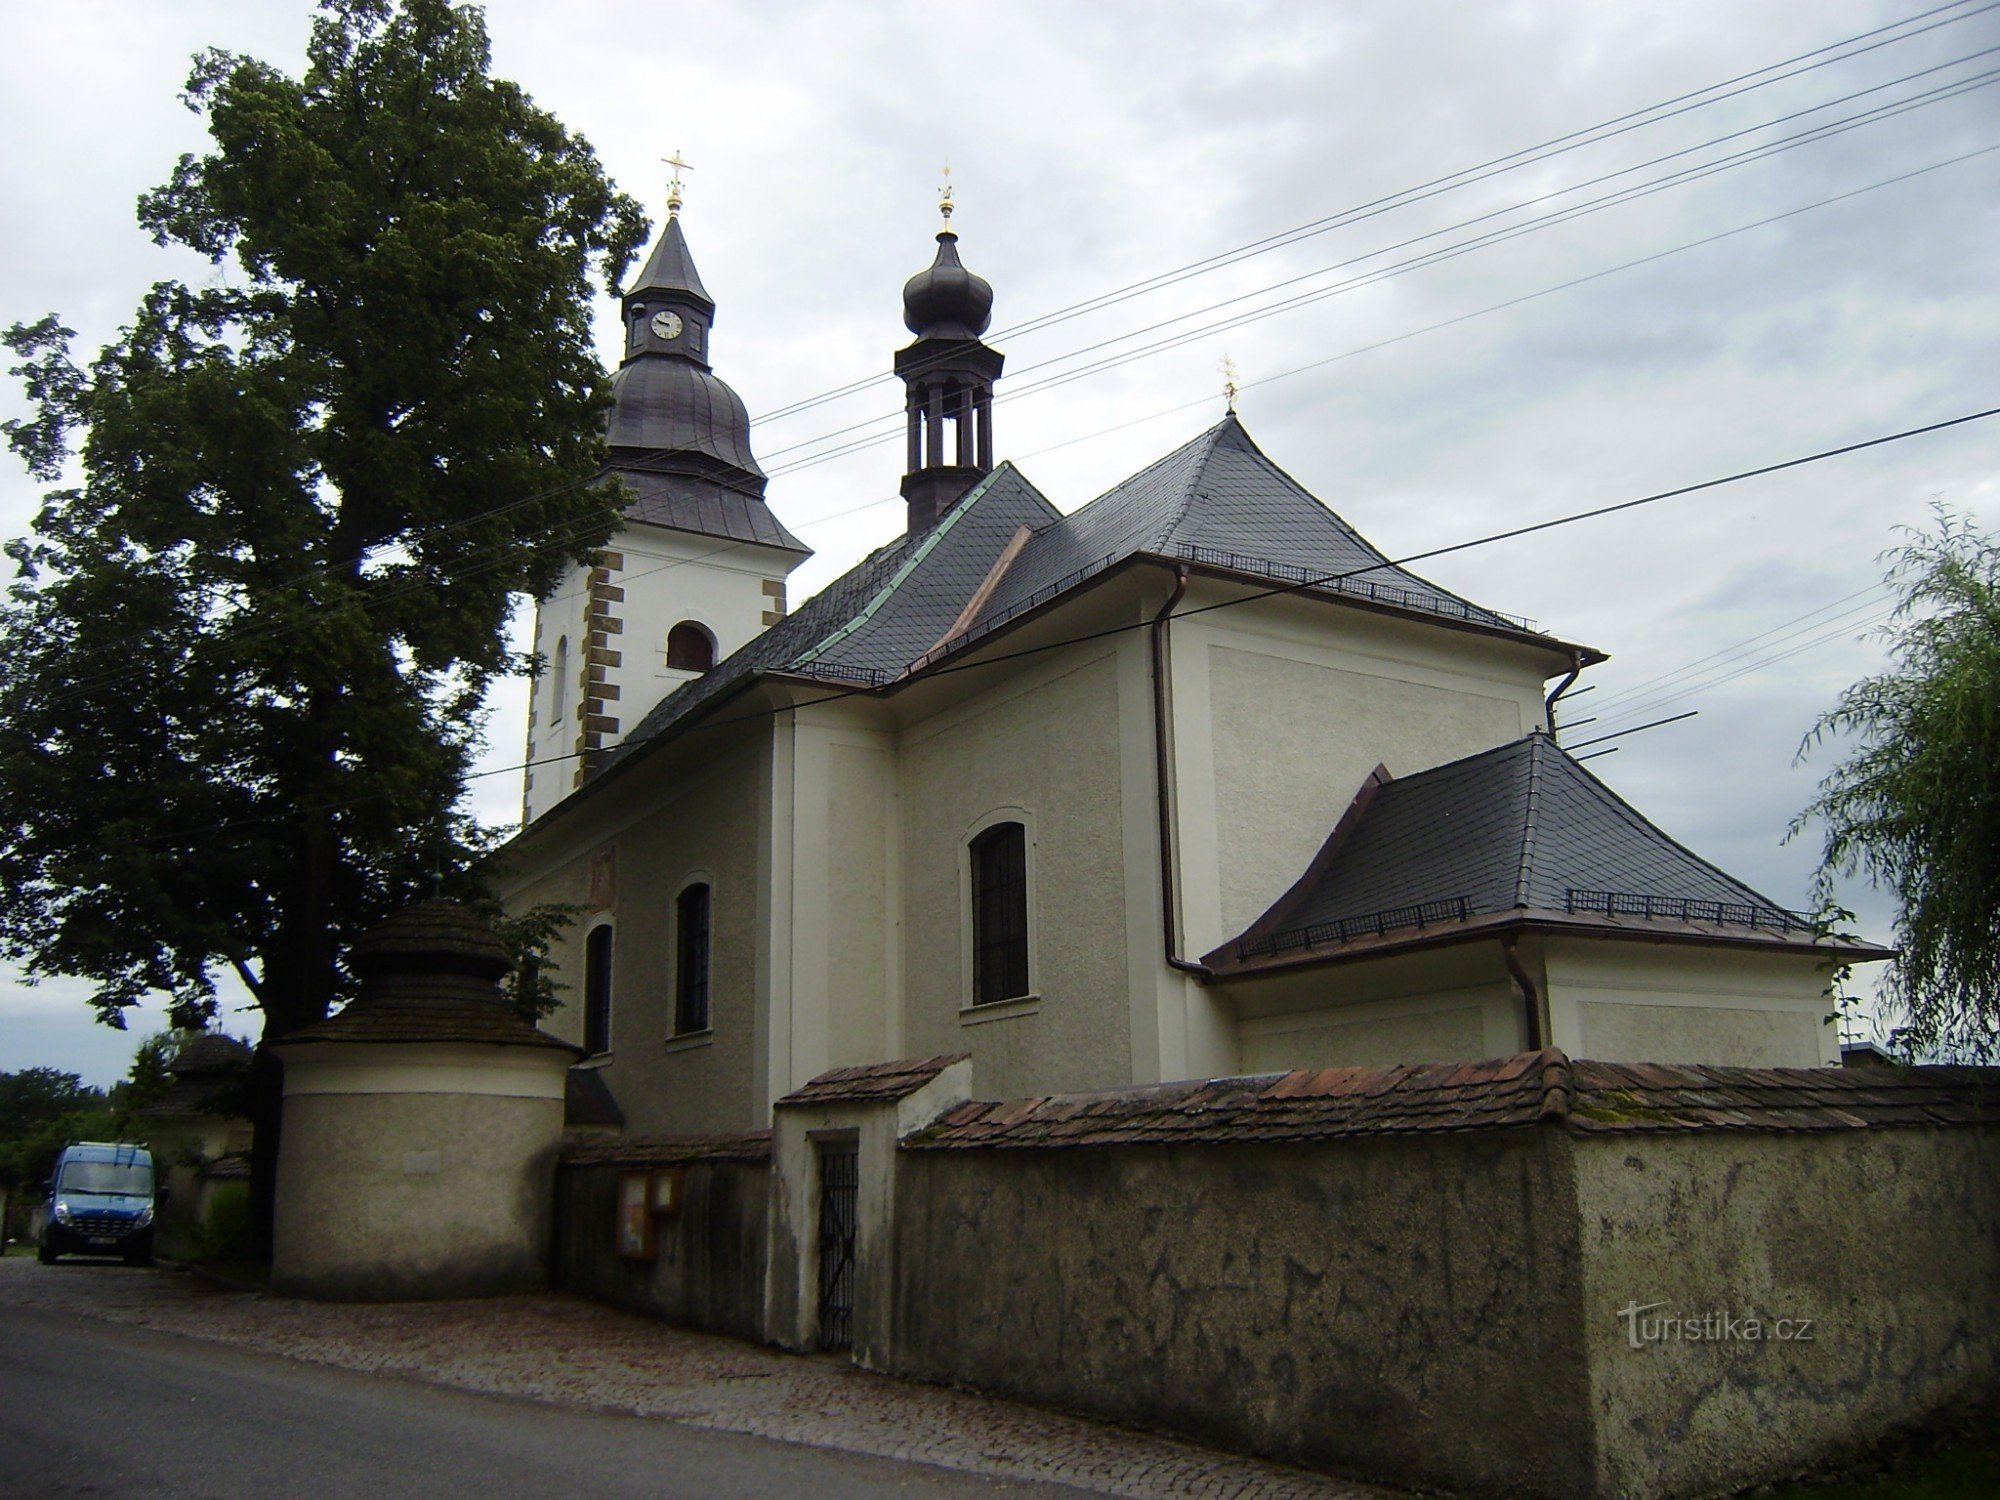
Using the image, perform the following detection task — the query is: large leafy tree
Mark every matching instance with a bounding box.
[1794,509,2000,1061]
[0,1,643,1045]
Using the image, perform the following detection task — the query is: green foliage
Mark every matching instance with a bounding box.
[0,0,645,1040]
[1794,508,2000,1062]
[110,1032,177,1126]
[196,1180,253,1266]
[481,899,581,1021]
[0,1067,111,1191]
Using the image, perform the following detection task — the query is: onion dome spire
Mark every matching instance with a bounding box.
[895,170,1005,532]
[901,168,995,340]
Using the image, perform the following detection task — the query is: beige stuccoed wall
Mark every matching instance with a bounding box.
[1173,593,1560,955]
[1572,1124,2000,1499]
[507,738,773,1136]
[769,704,901,1092]
[896,647,1133,1101]
[1224,943,1529,1070]
[1542,938,1840,1067]
[524,527,801,824]
[271,1043,569,1300]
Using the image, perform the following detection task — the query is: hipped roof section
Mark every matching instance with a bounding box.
[1211,733,1890,974]
[576,415,1585,805]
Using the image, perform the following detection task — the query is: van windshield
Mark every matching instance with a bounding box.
[58,1161,153,1196]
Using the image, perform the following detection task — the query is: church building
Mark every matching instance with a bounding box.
[498,185,1883,1136]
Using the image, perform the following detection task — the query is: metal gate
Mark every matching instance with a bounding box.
[816,1140,858,1350]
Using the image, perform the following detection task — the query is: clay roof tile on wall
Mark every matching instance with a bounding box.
[903,1051,2000,1151]
[777,1053,970,1108]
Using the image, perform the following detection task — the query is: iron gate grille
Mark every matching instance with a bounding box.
[816,1142,859,1350]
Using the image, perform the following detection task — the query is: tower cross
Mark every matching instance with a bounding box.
[1220,354,1240,414]
[663,150,694,217]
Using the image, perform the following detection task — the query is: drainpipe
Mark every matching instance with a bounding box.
[1151,566,1209,978]
[1502,934,1545,1051]
[1544,649,1584,736]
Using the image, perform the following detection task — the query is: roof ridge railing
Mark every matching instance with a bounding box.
[1563,888,1811,932]
[1172,542,1536,632]
[1238,895,1477,959]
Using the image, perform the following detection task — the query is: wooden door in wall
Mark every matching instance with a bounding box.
[816,1140,858,1350]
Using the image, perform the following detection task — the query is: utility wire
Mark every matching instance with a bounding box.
[762,71,2000,477]
[27,14,1993,681]
[115,402,2000,846]
[34,134,2000,712]
[749,0,2000,426]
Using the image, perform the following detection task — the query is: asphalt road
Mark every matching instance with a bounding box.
[0,1300,1098,1499]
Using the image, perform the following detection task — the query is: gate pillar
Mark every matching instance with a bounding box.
[764,1054,971,1365]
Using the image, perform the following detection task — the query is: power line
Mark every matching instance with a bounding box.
[27,20,1994,688]
[761,73,2000,478]
[748,0,2000,428]
[118,401,2000,845]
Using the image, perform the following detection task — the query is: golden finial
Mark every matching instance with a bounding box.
[939,161,955,235]
[663,149,693,219]
[1220,354,1240,414]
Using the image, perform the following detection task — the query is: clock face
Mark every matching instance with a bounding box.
[650,310,684,341]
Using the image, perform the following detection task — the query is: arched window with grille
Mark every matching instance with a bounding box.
[583,922,613,1056]
[666,621,715,674]
[674,882,712,1035]
[969,821,1030,1005]
[551,634,570,722]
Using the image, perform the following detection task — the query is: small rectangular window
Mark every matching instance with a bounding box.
[584,925,614,1056]
[971,823,1029,1004]
[675,884,711,1034]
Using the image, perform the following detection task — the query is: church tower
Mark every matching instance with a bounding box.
[523,166,809,824]
[896,188,1004,532]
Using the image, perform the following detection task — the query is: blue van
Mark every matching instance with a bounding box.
[39,1141,157,1265]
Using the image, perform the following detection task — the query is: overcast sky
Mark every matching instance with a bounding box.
[2,0,1995,1086]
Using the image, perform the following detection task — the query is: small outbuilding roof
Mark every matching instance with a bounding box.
[1211,733,1891,973]
[282,900,580,1056]
[778,1053,970,1108]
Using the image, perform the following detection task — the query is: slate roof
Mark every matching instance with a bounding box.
[625,213,712,307]
[778,1053,970,1108]
[565,1065,626,1129]
[572,415,1572,805]
[606,360,764,478]
[612,466,806,553]
[1211,733,1886,971]
[904,1050,2000,1151]
[970,416,1528,637]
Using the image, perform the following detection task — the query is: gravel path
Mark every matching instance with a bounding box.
[0,1253,1401,1500]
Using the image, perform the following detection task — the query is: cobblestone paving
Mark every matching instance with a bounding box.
[0,1254,1401,1500]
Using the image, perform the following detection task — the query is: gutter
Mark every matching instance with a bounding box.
[1501,934,1547,1051]
[1544,649,1585,731]
[1150,565,1210,979]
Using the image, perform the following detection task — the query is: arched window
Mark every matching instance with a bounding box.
[674,883,712,1035]
[666,621,715,674]
[969,822,1030,1005]
[551,635,570,722]
[583,923,613,1056]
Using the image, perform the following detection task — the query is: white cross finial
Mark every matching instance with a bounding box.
[663,150,693,218]
[939,162,955,233]
[1220,354,1240,414]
